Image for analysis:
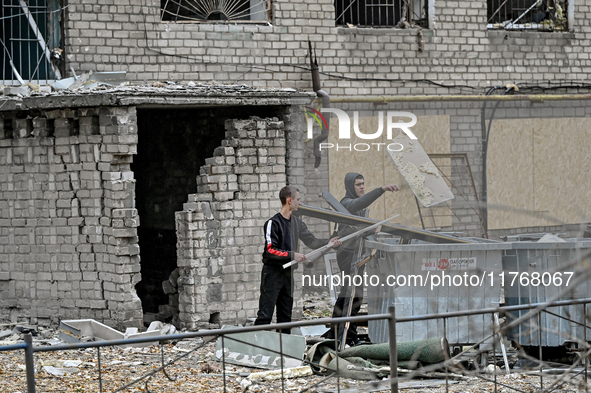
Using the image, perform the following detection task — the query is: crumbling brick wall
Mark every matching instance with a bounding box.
[0,106,142,328]
[176,117,289,329]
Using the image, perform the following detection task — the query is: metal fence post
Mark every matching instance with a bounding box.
[388,305,398,393]
[24,332,36,393]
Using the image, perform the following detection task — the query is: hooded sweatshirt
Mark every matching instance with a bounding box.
[338,172,386,251]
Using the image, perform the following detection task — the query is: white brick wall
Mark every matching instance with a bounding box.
[64,0,591,95]
[0,106,142,328]
[176,117,290,329]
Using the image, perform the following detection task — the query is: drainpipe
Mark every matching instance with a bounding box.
[309,40,330,169]
[481,84,518,237]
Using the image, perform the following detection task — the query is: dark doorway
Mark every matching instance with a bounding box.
[133,106,284,323]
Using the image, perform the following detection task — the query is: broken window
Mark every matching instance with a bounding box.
[487,0,568,31]
[160,0,270,22]
[1,0,63,85]
[335,0,428,28]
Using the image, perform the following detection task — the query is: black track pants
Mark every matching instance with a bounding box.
[254,264,293,334]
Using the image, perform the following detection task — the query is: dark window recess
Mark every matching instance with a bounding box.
[161,0,269,22]
[487,0,568,31]
[335,0,428,28]
[133,106,285,319]
[1,0,63,84]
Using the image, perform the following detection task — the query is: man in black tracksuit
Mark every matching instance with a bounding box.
[255,185,341,333]
[330,172,399,344]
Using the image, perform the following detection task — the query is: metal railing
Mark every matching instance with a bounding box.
[3,297,591,393]
[1,0,61,86]
[335,0,427,28]
[487,0,568,31]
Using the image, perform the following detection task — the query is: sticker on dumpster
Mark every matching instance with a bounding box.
[422,257,476,271]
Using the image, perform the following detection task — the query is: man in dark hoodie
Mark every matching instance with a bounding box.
[255,185,341,333]
[329,172,399,344]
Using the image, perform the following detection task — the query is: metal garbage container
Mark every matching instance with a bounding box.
[365,238,508,345]
[503,240,591,347]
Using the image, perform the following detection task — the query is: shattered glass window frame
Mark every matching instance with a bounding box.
[1,0,62,86]
[487,0,569,31]
[335,0,429,28]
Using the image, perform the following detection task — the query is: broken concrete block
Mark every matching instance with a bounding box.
[162,280,176,294]
[215,326,306,370]
[158,304,178,319]
[59,319,159,347]
[147,321,164,332]
[43,366,80,376]
[169,268,180,287]
[169,293,179,307]
[147,321,176,335]
[249,365,313,381]
[143,312,158,325]
[3,86,30,96]
[13,325,38,336]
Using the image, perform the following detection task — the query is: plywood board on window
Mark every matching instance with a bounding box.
[327,114,451,230]
[487,118,591,230]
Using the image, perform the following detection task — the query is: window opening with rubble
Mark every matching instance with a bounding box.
[487,0,568,31]
[0,0,63,85]
[335,0,428,28]
[160,0,270,22]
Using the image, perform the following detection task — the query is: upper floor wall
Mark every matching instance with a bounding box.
[2,0,589,95]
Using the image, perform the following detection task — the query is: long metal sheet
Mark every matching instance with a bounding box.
[295,204,473,244]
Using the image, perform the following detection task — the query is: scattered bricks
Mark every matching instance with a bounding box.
[13,119,33,138]
[169,268,180,287]
[267,121,284,129]
[169,293,179,307]
[230,119,256,131]
[162,280,176,294]
[3,86,30,96]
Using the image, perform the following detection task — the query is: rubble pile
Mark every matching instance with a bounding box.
[0,295,587,392]
[142,268,181,327]
[161,268,181,326]
[0,73,304,100]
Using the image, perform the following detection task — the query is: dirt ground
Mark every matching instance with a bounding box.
[0,294,588,392]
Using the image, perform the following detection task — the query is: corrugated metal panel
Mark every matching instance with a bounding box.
[504,241,591,347]
[365,240,506,345]
[366,239,591,347]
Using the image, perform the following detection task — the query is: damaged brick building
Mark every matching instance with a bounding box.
[1,0,591,329]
